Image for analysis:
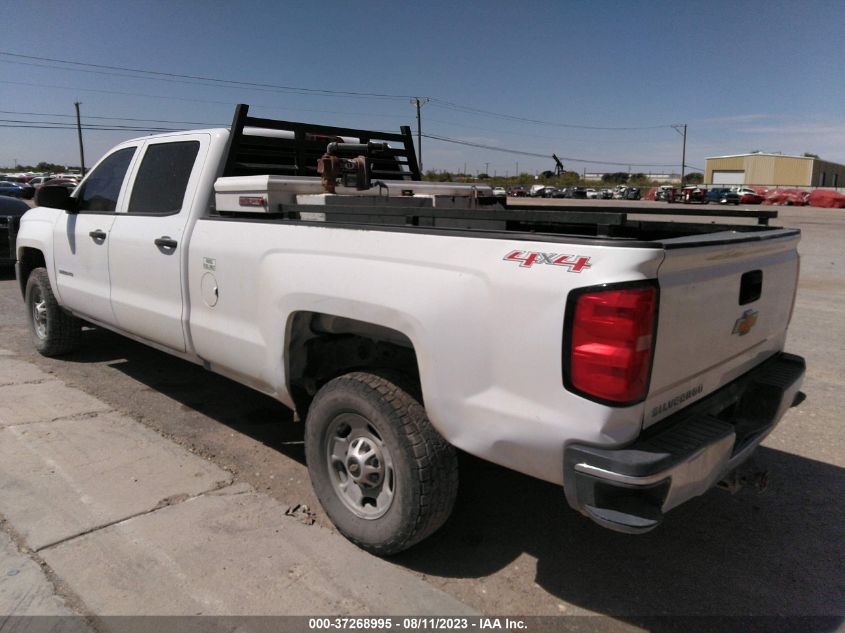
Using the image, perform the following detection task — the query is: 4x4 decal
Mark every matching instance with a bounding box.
[503,250,592,272]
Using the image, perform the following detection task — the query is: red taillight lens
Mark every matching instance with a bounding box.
[566,284,658,404]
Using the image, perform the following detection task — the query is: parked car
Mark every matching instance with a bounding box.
[734,187,764,204]
[569,186,587,199]
[599,188,613,199]
[492,187,506,198]
[508,186,526,197]
[624,187,641,200]
[42,179,79,190]
[0,193,29,215]
[0,181,34,199]
[0,195,30,265]
[550,187,568,198]
[585,188,599,199]
[705,188,740,205]
[667,186,709,204]
[28,176,56,189]
[541,187,559,198]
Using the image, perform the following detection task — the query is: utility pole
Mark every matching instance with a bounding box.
[515,161,519,177]
[484,162,489,176]
[672,124,687,184]
[410,97,430,172]
[74,102,86,175]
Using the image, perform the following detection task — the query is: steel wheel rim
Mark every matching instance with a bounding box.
[31,288,47,340]
[325,412,395,520]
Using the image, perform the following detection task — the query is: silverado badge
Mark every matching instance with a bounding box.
[732,309,759,336]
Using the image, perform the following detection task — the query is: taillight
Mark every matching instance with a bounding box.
[564,282,658,405]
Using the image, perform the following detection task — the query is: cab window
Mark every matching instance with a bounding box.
[76,147,136,213]
[128,141,200,215]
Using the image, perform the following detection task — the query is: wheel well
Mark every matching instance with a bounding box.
[17,248,46,298]
[286,312,421,419]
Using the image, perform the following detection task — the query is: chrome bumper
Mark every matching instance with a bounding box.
[563,353,806,533]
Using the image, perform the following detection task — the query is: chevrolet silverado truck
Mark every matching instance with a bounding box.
[16,105,805,554]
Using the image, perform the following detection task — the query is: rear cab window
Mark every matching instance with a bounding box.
[128,141,201,216]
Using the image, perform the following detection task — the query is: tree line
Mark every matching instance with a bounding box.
[0,162,78,173]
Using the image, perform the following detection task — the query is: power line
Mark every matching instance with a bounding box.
[1,81,411,120]
[0,115,691,170]
[0,124,179,132]
[425,117,674,144]
[0,50,676,131]
[1,57,412,102]
[422,134,548,159]
[0,51,411,100]
[422,133,684,167]
[429,99,673,131]
[0,109,224,126]
[0,118,182,132]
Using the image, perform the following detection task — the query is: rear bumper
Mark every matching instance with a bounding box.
[563,352,806,533]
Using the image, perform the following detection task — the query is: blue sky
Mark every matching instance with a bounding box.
[1,0,843,176]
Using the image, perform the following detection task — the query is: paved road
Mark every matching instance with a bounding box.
[0,203,842,626]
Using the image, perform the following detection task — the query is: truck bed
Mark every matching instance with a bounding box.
[212,185,795,248]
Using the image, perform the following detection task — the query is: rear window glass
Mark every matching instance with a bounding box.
[128,141,199,215]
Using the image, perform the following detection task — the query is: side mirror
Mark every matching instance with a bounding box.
[35,186,78,214]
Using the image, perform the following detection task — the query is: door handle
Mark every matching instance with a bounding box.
[154,236,178,249]
[89,229,107,241]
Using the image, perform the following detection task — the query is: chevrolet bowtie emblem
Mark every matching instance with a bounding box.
[732,309,759,336]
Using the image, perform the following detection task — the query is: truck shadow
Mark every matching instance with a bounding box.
[53,327,843,627]
[398,447,844,628]
[68,327,303,463]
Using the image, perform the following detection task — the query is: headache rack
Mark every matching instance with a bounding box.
[222,104,421,181]
[212,105,782,243]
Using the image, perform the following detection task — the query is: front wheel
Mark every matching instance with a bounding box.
[25,267,81,356]
[305,372,458,555]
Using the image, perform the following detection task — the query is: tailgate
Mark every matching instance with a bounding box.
[644,230,800,428]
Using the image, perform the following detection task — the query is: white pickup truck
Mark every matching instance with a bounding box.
[16,105,805,554]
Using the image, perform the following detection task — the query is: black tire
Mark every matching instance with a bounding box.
[305,372,458,555]
[25,267,81,356]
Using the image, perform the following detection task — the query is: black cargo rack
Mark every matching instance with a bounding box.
[277,202,627,232]
[264,200,781,241]
[222,104,421,181]
[512,203,778,226]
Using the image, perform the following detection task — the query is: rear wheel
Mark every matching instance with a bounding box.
[25,267,81,356]
[305,372,458,555]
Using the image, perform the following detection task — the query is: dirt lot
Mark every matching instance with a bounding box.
[0,201,842,625]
